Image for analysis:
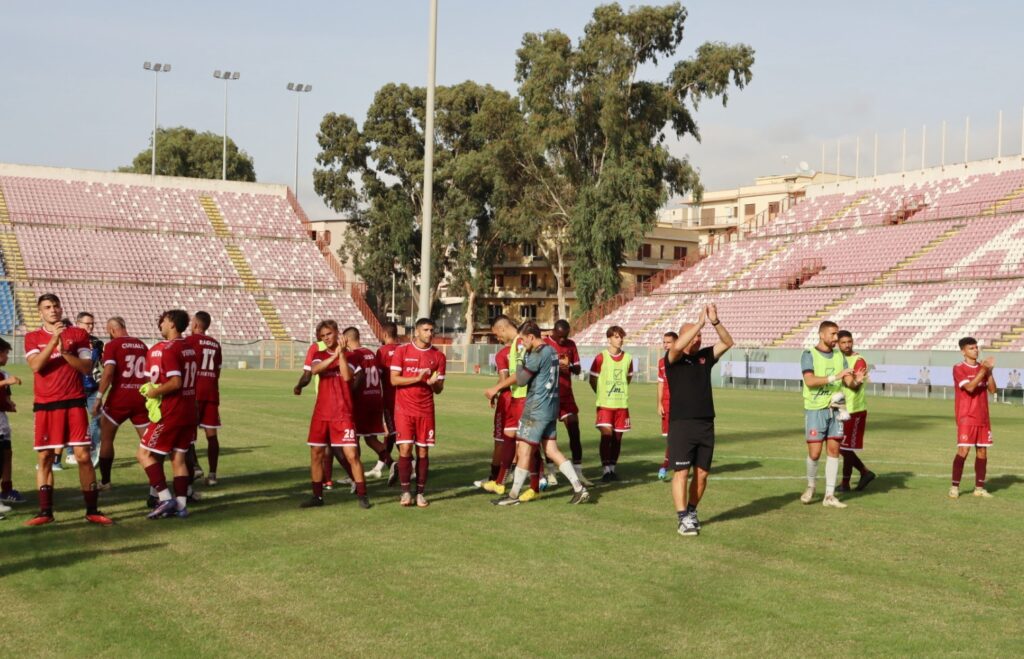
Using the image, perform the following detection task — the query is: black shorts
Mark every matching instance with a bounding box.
[0,432,10,450]
[667,418,715,472]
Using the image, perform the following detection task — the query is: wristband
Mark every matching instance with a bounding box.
[711,320,720,326]
[827,374,837,384]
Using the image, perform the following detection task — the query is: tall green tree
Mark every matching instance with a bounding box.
[120,126,256,181]
[314,81,515,336]
[497,2,754,315]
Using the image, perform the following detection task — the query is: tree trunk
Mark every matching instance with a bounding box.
[463,285,476,347]
[554,241,567,322]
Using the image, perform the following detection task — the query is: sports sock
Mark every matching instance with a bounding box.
[510,467,529,499]
[398,455,413,492]
[841,453,853,487]
[186,454,196,485]
[610,434,622,465]
[529,452,541,492]
[207,434,220,474]
[603,464,612,474]
[974,457,987,488]
[489,462,500,481]
[558,460,582,492]
[39,484,53,515]
[686,503,697,514]
[599,435,610,466]
[173,476,189,509]
[496,438,516,483]
[846,450,866,475]
[824,456,839,497]
[1,480,11,495]
[312,481,323,498]
[83,488,99,514]
[806,457,818,488]
[951,454,966,486]
[99,456,114,484]
[144,463,168,492]
[416,455,429,494]
[355,481,367,496]
[323,452,334,482]
[568,424,582,464]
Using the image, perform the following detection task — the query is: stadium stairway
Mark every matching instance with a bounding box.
[808,194,870,232]
[981,183,1024,216]
[713,237,794,292]
[873,223,966,284]
[772,221,968,346]
[0,187,38,324]
[199,195,291,341]
[990,322,1024,350]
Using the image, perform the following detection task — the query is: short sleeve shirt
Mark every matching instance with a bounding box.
[521,343,560,422]
[103,336,150,407]
[185,334,223,403]
[390,343,446,417]
[665,347,718,420]
[953,362,990,426]
[147,338,198,426]
[25,326,92,405]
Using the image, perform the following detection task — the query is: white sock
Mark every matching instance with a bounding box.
[157,489,172,502]
[176,495,187,509]
[825,456,839,497]
[610,464,617,473]
[373,460,385,470]
[806,457,818,488]
[559,461,582,492]
[150,486,158,497]
[603,465,612,474]
[510,467,530,498]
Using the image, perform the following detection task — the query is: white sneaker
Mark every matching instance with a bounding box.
[350,482,357,494]
[948,486,960,499]
[338,477,353,486]
[546,470,558,487]
[365,466,383,479]
[0,502,11,514]
[800,486,816,504]
[65,453,78,465]
[973,487,993,498]
[472,479,486,489]
[822,495,847,509]
[194,466,205,480]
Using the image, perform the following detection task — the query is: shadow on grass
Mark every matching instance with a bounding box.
[702,492,797,525]
[842,471,912,499]
[0,542,166,578]
[985,474,1024,493]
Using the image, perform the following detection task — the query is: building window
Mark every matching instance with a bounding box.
[522,242,536,257]
[659,245,665,259]
[744,203,756,219]
[636,274,651,285]
[520,273,538,290]
[520,304,537,319]
[637,243,652,260]
[673,245,688,260]
[493,274,504,288]
[487,304,503,321]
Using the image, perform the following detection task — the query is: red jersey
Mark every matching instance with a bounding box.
[589,351,634,378]
[658,357,670,404]
[349,347,383,404]
[376,343,399,406]
[147,338,198,426]
[545,336,581,394]
[25,326,92,405]
[185,333,222,403]
[495,345,512,405]
[390,342,446,417]
[102,335,149,406]
[953,362,991,426]
[304,346,359,421]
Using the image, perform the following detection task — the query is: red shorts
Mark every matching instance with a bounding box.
[140,422,194,455]
[840,410,867,452]
[395,412,436,447]
[308,416,357,447]
[595,407,631,433]
[197,401,221,429]
[34,406,90,450]
[355,402,386,437]
[102,398,149,429]
[505,397,525,434]
[957,423,993,447]
[558,390,579,420]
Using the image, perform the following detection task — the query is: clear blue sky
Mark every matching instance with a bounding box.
[2,1,1023,217]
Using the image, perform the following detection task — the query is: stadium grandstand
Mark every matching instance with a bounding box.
[0,163,380,344]
[573,157,1024,352]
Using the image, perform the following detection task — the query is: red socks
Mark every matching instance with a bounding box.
[975,457,987,488]
[416,455,429,494]
[322,452,333,482]
[610,434,622,465]
[496,438,516,483]
[207,435,220,473]
[489,463,500,481]
[83,488,99,514]
[599,435,611,466]
[567,422,582,464]
[951,454,966,486]
[529,451,541,492]
[312,481,324,498]
[173,476,189,498]
[39,484,53,515]
[355,481,367,496]
[144,463,167,491]
[398,455,413,491]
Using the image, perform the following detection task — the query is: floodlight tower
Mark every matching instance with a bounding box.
[143,61,172,177]
[214,70,241,180]
[286,83,313,198]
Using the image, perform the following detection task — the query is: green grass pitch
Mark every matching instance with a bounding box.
[1,367,1021,656]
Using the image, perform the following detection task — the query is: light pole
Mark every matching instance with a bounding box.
[286,83,312,197]
[143,61,171,177]
[213,70,240,181]
[418,0,439,319]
